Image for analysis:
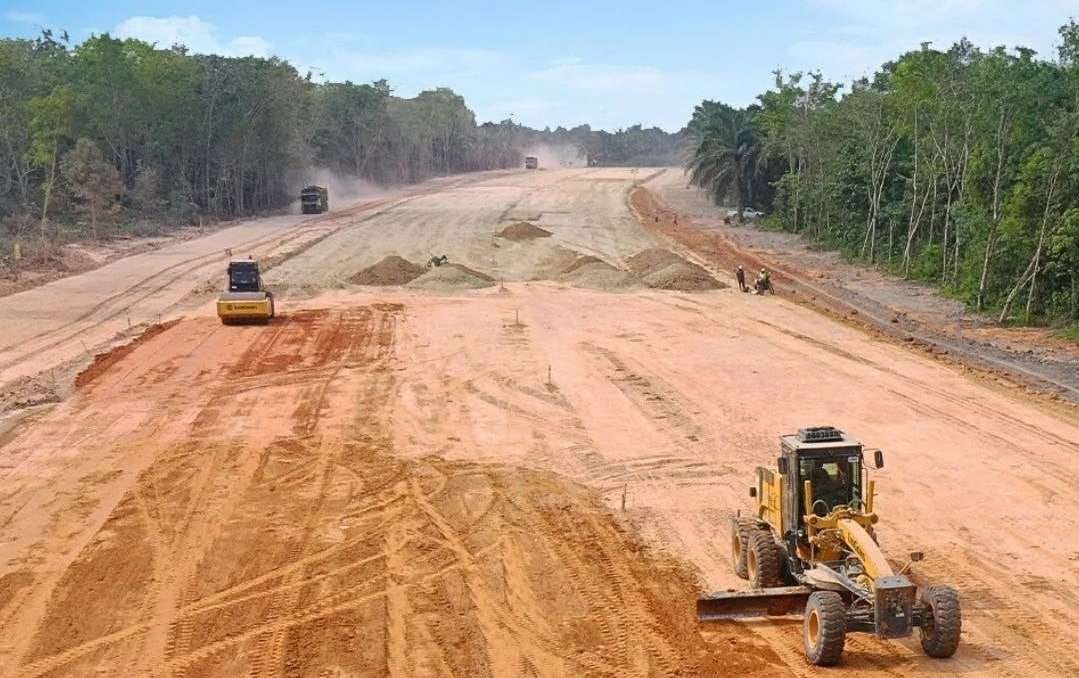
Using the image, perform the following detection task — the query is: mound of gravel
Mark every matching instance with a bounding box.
[626,248,685,275]
[408,263,496,290]
[641,261,724,291]
[567,264,638,289]
[497,221,552,241]
[562,255,607,274]
[349,255,426,286]
[558,255,638,289]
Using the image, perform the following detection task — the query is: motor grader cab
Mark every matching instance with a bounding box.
[216,259,275,324]
[698,426,961,666]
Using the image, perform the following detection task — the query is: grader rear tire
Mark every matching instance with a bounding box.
[746,530,782,589]
[919,585,961,658]
[804,591,846,666]
[730,519,755,579]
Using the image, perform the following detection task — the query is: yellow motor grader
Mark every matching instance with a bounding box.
[698,426,961,666]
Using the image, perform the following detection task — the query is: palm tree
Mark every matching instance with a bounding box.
[684,101,760,218]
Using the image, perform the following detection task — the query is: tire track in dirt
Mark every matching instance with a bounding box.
[10,406,773,675]
[579,342,734,491]
[0,171,505,389]
[1,374,216,673]
[4,305,396,677]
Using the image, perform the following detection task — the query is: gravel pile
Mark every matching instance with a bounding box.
[623,248,724,291]
[349,256,426,286]
[626,248,685,275]
[497,222,553,241]
[559,256,637,289]
[408,263,495,290]
[640,261,724,291]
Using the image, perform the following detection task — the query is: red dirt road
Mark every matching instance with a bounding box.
[0,306,781,677]
[1,168,1078,677]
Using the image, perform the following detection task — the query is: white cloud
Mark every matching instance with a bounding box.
[529,58,666,94]
[786,40,891,82]
[298,33,744,131]
[5,11,46,25]
[473,96,560,126]
[114,15,272,57]
[314,46,508,84]
[808,0,985,28]
[228,36,273,57]
[784,0,1079,86]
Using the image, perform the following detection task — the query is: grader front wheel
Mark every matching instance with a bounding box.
[919,585,961,658]
[804,591,847,666]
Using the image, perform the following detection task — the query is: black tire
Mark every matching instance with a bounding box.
[804,591,846,666]
[746,530,782,589]
[919,585,961,658]
[730,519,755,579]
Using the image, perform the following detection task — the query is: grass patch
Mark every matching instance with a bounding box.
[1057,325,1079,343]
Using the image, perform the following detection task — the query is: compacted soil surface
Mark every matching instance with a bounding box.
[1,167,1077,677]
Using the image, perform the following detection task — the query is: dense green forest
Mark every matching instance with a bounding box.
[687,22,1079,328]
[0,31,681,267]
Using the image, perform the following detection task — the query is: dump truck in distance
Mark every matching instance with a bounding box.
[524,156,538,170]
[301,185,329,214]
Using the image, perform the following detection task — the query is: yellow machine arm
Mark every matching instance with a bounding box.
[836,519,893,581]
[802,479,892,584]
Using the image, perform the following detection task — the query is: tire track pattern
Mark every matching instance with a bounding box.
[4,303,777,677]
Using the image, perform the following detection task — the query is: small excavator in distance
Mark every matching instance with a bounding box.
[698,426,961,666]
[217,258,275,325]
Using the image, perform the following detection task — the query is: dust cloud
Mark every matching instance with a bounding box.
[521,143,588,169]
[289,168,394,213]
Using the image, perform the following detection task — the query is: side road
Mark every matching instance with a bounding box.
[638,169,1079,404]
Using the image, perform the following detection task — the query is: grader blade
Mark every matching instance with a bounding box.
[697,586,811,620]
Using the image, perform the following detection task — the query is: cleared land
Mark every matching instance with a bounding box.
[1,168,1077,677]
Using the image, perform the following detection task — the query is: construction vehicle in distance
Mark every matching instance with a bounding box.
[524,156,538,170]
[301,185,329,214]
[217,258,275,324]
[698,426,961,666]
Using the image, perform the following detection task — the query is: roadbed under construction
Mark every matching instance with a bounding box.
[1,168,1077,677]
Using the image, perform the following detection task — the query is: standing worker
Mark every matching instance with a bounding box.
[736,265,747,292]
[754,268,775,295]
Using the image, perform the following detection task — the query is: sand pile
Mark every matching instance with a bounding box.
[496,222,552,241]
[349,256,426,286]
[559,255,637,289]
[626,248,685,274]
[625,248,724,291]
[562,255,606,275]
[408,263,496,290]
[641,261,724,290]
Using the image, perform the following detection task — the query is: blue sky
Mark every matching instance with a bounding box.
[3,1,1078,131]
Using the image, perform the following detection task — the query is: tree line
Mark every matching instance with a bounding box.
[0,30,682,268]
[686,22,1079,328]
